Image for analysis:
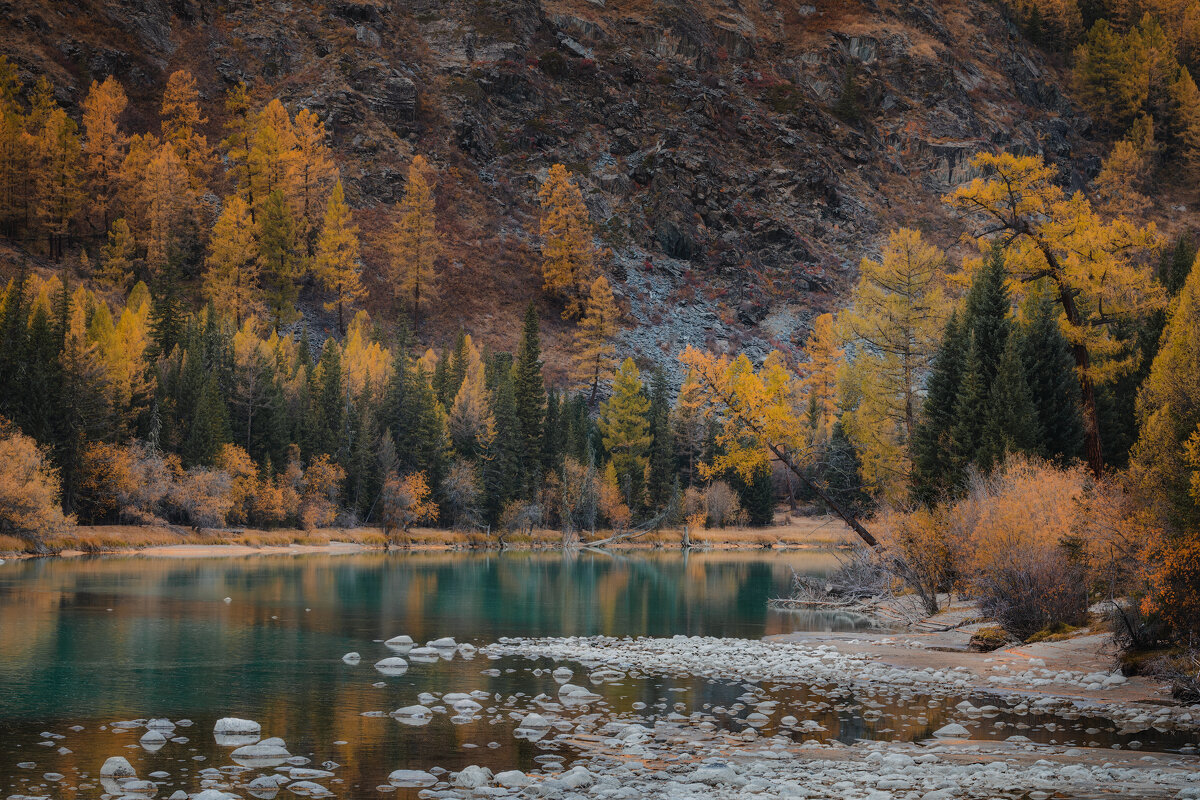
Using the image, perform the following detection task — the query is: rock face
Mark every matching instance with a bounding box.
[0,0,1100,372]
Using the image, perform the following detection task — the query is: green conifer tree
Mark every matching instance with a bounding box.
[983,332,1040,466]
[644,367,675,511]
[513,303,546,497]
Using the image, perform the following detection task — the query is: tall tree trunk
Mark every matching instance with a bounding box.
[766,443,879,549]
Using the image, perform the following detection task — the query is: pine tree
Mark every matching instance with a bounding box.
[448,335,493,460]
[310,338,346,458]
[542,387,564,477]
[1160,232,1197,296]
[961,247,1011,391]
[982,331,1039,466]
[598,358,651,510]
[483,365,521,524]
[538,163,597,318]
[205,196,261,325]
[570,275,619,404]
[736,462,775,527]
[388,154,439,320]
[184,374,231,467]
[148,256,183,359]
[81,76,128,233]
[907,309,964,503]
[385,346,448,489]
[1020,293,1085,463]
[257,189,300,327]
[313,180,363,334]
[645,367,675,511]
[512,303,546,497]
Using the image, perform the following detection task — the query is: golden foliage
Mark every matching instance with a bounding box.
[381,471,438,533]
[81,75,128,230]
[538,163,597,318]
[387,154,440,316]
[569,274,619,402]
[204,196,261,324]
[313,180,363,333]
[799,312,842,445]
[0,420,73,537]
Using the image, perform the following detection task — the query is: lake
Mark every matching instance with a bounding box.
[0,549,1186,799]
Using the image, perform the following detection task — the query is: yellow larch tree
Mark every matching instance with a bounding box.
[221,82,257,219]
[249,99,297,219]
[143,142,194,276]
[1093,138,1150,217]
[34,105,83,260]
[947,151,1164,476]
[387,154,440,321]
[671,370,708,487]
[342,311,392,401]
[679,345,879,547]
[447,334,493,459]
[838,228,950,499]
[204,196,261,325]
[98,217,136,289]
[570,274,619,404]
[538,163,597,318]
[312,180,363,334]
[160,69,211,192]
[799,312,843,446]
[81,76,128,232]
[289,108,336,256]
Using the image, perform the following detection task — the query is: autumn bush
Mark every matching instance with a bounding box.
[0,418,74,542]
[874,505,955,615]
[380,471,437,537]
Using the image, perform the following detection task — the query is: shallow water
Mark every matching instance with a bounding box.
[0,549,866,796]
[0,550,1187,798]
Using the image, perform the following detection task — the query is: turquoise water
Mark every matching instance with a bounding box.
[0,550,1185,798]
[0,549,858,796]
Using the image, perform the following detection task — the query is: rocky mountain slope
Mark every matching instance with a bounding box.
[1,0,1098,376]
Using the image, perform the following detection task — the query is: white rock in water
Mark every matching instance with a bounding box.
[452,698,483,713]
[342,652,361,664]
[214,717,261,735]
[391,705,432,726]
[247,774,287,790]
[223,597,232,604]
[121,778,158,794]
[933,723,970,738]
[388,769,437,787]
[428,637,457,649]
[385,635,413,647]
[168,791,190,800]
[140,729,167,743]
[454,765,493,788]
[517,712,551,730]
[232,738,291,767]
[560,766,594,789]
[495,770,530,788]
[100,756,136,778]
[374,657,408,676]
[145,718,175,731]
[287,780,333,797]
[408,646,440,662]
[552,666,573,683]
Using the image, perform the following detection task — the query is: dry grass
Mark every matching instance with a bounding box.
[0,515,855,556]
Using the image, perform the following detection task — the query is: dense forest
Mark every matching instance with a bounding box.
[0,0,1199,689]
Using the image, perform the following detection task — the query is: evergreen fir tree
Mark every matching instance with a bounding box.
[910,312,967,505]
[949,331,990,477]
[644,367,675,511]
[961,247,1011,388]
[483,367,521,524]
[822,420,871,514]
[512,303,546,497]
[598,358,651,510]
[184,374,231,466]
[1020,294,1085,463]
[542,388,564,479]
[982,332,1039,466]
[738,462,775,527]
[148,254,184,359]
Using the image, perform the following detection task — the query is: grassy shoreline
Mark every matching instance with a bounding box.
[0,517,856,557]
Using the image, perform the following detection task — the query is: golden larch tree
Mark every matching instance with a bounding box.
[570,274,619,404]
[221,82,257,219]
[387,154,440,320]
[160,70,211,192]
[249,99,297,219]
[81,76,128,232]
[947,151,1164,476]
[98,217,136,289]
[313,180,363,334]
[447,334,493,460]
[800,312,843,446]
[204,196,261,325]
[538,163,597,318]
[289,108,336,256]
[838,228,950,499]
[34,106,83,260]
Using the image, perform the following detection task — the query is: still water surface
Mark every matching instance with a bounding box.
[0,549,860,796]
[0,550,1183,798]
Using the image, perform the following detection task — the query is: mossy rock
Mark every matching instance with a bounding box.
[969,626,1012,652]
[1025,622,1082,644]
